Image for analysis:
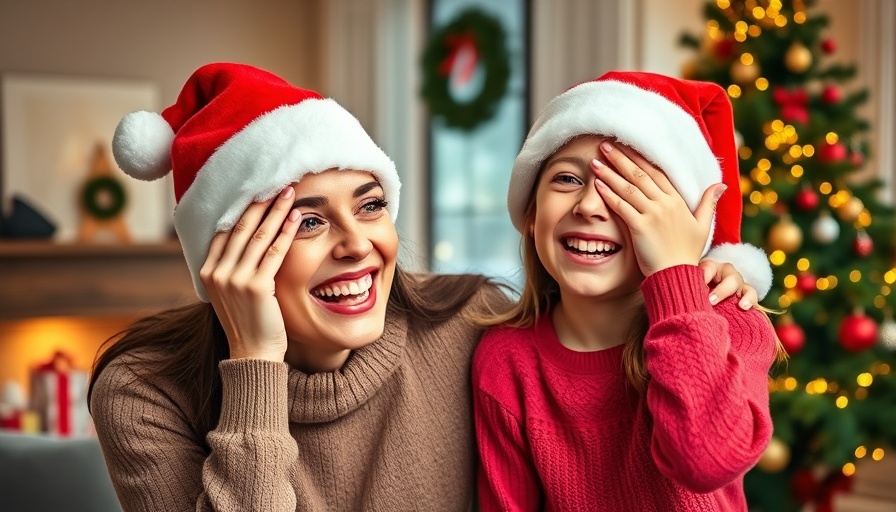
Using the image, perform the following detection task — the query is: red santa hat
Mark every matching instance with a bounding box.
[508,70,771,298]
[112,62,400,301]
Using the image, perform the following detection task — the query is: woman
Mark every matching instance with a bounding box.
[89,63,756,511]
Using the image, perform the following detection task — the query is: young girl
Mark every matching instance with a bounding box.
[473,71,778,511]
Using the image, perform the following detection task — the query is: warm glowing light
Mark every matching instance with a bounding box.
[778,295,792,308]
[880,364,891,375]
[717,0,731,8]
[842,463,856,476]
[817,278,830,291]
[789,146,803,158]
[784,275,797,288]
[850,270,862,283]
[797,258,810,271]
[820,182,832,194]
[775,15,788,27]
[735,21,748,33]
[741,53,754,65]
[756,77,769,90]
[874,296,886,309]
[752,6,766,19]
[857,211,872,228]
[872,448,885,461]
[856,446,867,458]
[770,250,786,265]
[739,146,753,159]
[794,12,807,23]
[803,145,815,156]
[856,388,868,399]
[758,158,771,171]
[771,120,784,132]
[827,276,838,288]
[728,84,742,98]
[826,132,840,144]
[881,286,891,296]
[748,25,762,37]
[784,377,798,390]
[791,165,804,177]
[836,396,848,408]
[884,270,896,284]
[783,125,797,137]
[749,190,763,204]
[857,373,873,387]
[734,32,747,42]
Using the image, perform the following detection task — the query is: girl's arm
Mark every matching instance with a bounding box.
[91,358,298,511]
[473,335,543,512]
[641,264,776,493]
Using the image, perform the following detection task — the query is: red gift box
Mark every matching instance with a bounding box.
[29,351,92,437]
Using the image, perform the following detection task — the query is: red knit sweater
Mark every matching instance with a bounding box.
[473,265,776,511]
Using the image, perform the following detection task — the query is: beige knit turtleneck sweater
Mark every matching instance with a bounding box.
[91,278,501,511]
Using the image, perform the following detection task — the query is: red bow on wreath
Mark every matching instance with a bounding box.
[772,86,809,125]
[791,468,854,512]
[438,33,479,85]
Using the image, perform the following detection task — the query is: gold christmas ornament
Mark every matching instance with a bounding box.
[757,437,791,472]
[767,215,803,253]
[730,60,760,84]
[837,197,864,222]
[785,43,812,73]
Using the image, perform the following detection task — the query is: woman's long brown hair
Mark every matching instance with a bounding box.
[88,265,492,440]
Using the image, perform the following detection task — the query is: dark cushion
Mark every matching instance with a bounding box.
[0,432,121,512]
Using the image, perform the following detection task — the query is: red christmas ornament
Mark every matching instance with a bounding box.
[854,230,873,257]
[794,187,819,211]
[821,38,836,55]
[796,272,817,296]
[821,85,841,104]
[712,37,737,61]
[776,317,806,355]
[839,310,879,352]
[791,468,818,504]
[850,151,864,167]
[773,87,810,125]
[818,142,847,164]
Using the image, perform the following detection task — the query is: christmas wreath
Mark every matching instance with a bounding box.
[421,9,511,131]
[81,175,127,220]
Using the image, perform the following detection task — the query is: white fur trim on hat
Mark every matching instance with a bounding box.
[112,111,175,181]
[704,242,772,299]
[509,80,721,233]
[174,98,400,302]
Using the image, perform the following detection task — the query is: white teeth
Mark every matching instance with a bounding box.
[312,274,374,298]
[565,238,618,254]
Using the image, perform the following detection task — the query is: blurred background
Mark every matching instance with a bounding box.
[0,0,894,510]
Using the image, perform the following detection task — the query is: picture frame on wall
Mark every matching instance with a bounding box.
[0,74,172,242]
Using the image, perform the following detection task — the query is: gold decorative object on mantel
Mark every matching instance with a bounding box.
[77,143,131,243]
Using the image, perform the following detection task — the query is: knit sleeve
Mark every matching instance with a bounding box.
[90,358,298,511]
[640,265,776,493]
[472,330,542,512]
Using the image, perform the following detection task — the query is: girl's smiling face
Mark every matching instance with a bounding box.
[531,135,643,302]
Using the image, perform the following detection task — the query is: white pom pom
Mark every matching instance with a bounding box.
[704,242,773,300]
[112,111,175,181]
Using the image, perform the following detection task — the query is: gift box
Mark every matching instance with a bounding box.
[29,351,92,437]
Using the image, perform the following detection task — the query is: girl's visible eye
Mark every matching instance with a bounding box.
[552,173,583,186]
[360,198,388,214]
[298,215,325,233]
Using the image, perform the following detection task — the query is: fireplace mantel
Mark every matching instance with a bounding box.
[0,241,195,320]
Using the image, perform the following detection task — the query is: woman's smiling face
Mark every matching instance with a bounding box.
[274,169,399,362]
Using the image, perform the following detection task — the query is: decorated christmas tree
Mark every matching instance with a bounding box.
[680,1,896,510]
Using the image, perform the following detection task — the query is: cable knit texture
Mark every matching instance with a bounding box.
[91,274,503,512]
[473,265,776,511]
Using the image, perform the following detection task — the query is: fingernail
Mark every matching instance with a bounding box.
[591,158,603,169]
[600,141,613,152]
[281,187,294,199]
[713,184,728,201]
[595,178,606,188]
[288,209,300,222]
[709,294,719,305]
[739,298,751,310]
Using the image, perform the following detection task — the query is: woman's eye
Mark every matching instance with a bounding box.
[361,198,388,214]
[298,216,324,232]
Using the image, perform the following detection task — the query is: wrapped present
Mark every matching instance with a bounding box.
[0,380,27,430]
[29,351,92,437]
